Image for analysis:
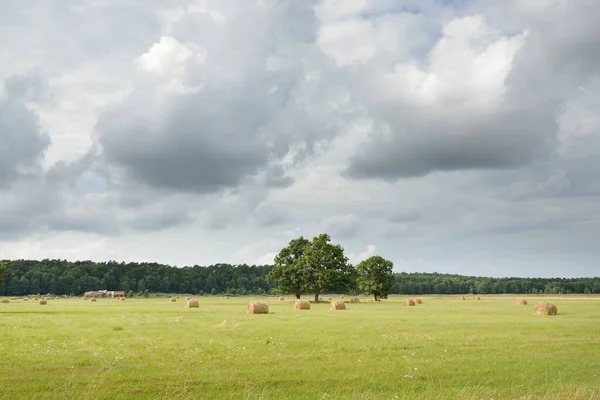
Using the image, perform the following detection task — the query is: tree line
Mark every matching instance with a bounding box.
[1,241,599,297]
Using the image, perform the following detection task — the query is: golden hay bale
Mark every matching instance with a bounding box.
[350,297,360,303]
[413,298,422,304]
[330,300,346,310]
[517,299,528,305]
[476,297,481,300]
[23,299,29,302]
[186,299,199,308]
[247,301,269,314]
[327,297,332,301]
[533,302,557,316]
[1,299,9,304]
[90,298,97,302]
[340,295,344,299]
[119,297,125,301]
[185,297,191,301]
[279,296,285,301]
[33,298,39,301]
[461,296,466,300]
[169,297,177,303]
[404,299,415,306]
[293,299,311,310]
[39,299,48,305]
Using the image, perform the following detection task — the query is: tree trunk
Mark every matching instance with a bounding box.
[295,293,301,299]
[374,294,378,301]
[314,293,319,303]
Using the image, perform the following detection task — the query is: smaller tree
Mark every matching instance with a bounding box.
[356,256,394,301]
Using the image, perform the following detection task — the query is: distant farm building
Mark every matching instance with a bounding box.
[84,290,125,298]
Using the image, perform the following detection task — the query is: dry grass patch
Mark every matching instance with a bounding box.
[533,302,558,316]
[247,301,269,314]
[293,299,311,310]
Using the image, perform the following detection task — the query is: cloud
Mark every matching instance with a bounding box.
[0,75,51,187]
[322,214,363,239]
[1,0,600,278]
[92,1,336,197]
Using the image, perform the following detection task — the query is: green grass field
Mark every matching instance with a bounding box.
[1,295,599,400]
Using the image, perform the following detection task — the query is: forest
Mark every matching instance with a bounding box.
[1,259,599,296]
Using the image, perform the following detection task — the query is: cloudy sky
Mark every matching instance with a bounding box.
[1,0,599,278]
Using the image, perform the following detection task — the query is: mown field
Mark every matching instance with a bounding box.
[1,295,599,400]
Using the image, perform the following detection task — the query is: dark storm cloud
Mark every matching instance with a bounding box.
[0,75,50,187]
[343,2,600,181]
[93,0,333,195]
[343,105,556,180]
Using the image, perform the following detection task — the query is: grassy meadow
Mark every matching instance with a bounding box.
[1,295,599,400]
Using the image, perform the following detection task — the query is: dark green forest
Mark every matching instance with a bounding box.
[1,259,599,296]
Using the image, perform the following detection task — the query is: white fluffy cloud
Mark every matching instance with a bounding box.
[1,0,599,277]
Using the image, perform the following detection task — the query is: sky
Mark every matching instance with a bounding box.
[1,0,599,278]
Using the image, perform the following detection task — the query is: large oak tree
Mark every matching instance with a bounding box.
[266,236,311,299]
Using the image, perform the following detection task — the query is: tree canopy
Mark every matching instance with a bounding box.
[266,236,310,299]
[0,261,8,286]
[267,233,354,301]
[301,233,355,302]
[1,258,599,297]
[356,255,394,301]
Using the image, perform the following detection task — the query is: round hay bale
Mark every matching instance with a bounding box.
[404,299,415,306]
[413,298,422,304]
[186,299,199,308]
[533,302,557,316]
[185,297,191,301]
[330,300,346,310]
[327,297,332,301]
[23,299,29,302]
[90,298,97,302]
[279,296,285,301]
[340,295,344,300]
[247,301,269,314]
[350,297,360,303]
[461,296,466,300]
[39,299,48,305]
[293,299,311,310]
[169,297,177,303]
[1,299,9,304]
[119,297,125,301]
[476,297,481,300]
[517,299,528,305]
